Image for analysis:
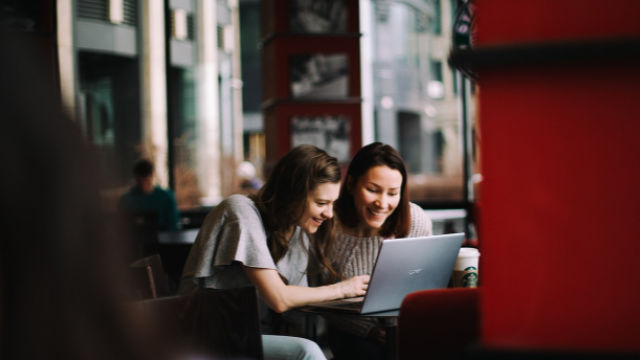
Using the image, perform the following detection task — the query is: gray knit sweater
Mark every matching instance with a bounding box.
[322,202,433,337]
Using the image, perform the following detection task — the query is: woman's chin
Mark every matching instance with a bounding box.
[364,216,385,229]
[302,224,320,234]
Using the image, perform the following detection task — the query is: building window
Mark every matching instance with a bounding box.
[368,0,464,206]
[77,51,141,191]
[431,0,442,35]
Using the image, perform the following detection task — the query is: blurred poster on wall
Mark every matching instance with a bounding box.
[289,0,348,34]
[289,53,349,98]
[291,115,350,163]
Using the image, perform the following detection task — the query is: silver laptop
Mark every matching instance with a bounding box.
[308,232,464,314]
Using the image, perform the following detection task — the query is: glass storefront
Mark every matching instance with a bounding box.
[168,66,202,209]
[365,0,471,206]
[78,51,141,192]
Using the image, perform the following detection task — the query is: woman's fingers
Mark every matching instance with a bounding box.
[353,275,370,295]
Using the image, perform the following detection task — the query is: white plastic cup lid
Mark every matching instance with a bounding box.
[454,247,480,270]
[457,247,480,258]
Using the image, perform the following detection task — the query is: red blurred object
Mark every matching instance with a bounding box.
[398,288,479,360]
[475,0,640,354]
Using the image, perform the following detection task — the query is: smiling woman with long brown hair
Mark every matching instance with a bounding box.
[319,142,433,360]
[179,144,370,360]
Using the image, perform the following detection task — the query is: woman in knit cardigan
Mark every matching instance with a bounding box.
[318,142,433,360]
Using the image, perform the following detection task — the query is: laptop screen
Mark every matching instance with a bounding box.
[360,232,464,314]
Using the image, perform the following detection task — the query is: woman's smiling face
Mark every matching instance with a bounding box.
[298,181,341,234]
[351,165,403,233]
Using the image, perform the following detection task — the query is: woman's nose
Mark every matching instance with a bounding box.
[322,206,333,219]
[374,194,387,209]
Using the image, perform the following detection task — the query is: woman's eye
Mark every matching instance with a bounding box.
[389,192,399,197]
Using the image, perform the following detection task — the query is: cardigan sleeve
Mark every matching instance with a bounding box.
[408,202,433,237]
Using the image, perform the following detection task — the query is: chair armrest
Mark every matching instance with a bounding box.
[398,288,479,360]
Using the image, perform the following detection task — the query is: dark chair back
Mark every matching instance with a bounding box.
[133,287,263,359]
[398,288,479,360]
[121,211,161,257]
[129,254,171,299]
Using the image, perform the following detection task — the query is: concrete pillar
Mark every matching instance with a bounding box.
[360,0,375,146]
[196,0,221,205]
[230,0,244,166]
[140,0,169,187]
[56,0,75,119]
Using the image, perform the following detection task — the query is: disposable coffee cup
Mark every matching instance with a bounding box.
[451,247,480,288]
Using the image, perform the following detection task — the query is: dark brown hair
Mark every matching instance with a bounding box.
[336,142,411,238]
[133,159,154,178]
[251,145,341,276]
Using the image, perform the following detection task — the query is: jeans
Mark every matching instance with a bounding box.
[262,335,326,360]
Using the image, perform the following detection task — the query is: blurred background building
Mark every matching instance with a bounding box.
[1,0,475,233]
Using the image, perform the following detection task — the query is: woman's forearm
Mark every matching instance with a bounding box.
[243,266,368,313]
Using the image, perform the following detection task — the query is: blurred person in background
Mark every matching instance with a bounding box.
[118,158,181,231]
[236,160,264,194]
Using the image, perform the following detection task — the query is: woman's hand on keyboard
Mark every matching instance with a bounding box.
[336,274,370,298]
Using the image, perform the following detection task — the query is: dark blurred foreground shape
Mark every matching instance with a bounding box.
[0,27,268,360]
[0,28,173,359]
[131,287,264,360]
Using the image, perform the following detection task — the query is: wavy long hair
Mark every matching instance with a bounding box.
[251,145,341,277]
[336,142,411,238]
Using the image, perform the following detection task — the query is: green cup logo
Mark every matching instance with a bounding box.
[461,266,478,287]
[453,247,480,288]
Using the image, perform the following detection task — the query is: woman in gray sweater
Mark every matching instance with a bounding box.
[319,142,433,360]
